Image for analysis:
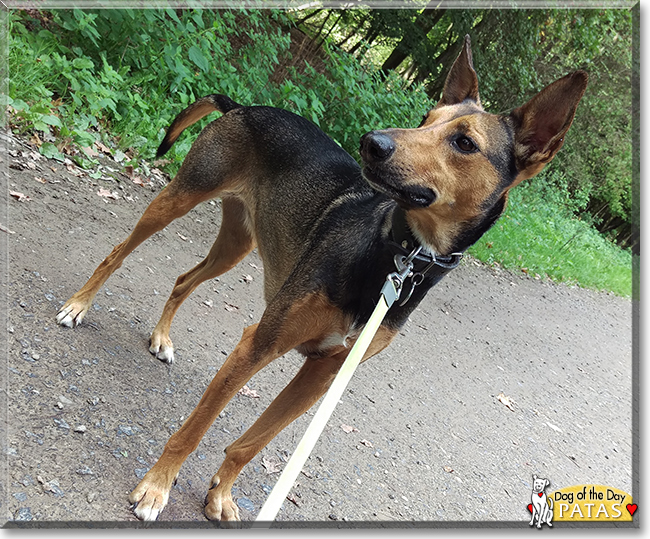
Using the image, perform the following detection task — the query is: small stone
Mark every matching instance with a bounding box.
[87,492,97,503]
[54,418,70,430]
[15,507,33,521]
[19,475,34,487]
[74,425,87,433]
[237,497,255,512]
[76,466,93,475]
[13,492,27,502]
[117,425,135,436]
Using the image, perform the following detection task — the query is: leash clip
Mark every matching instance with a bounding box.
[382,246,422,309]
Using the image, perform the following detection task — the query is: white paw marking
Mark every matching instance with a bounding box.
[56,304,85,327]
[149,340,174,364]
[132,503,161,521]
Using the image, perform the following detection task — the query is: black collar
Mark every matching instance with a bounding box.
[387,207,463,272]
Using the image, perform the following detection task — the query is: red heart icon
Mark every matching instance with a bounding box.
[627,503,637,516]
[527,504,533,513]
[538,492,544,497]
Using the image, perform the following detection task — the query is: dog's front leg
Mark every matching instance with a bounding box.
[205,324,398,521]
[129,323,267,520]
[204,351,348,521]
[130,291,356,521]
[529,504,537,526]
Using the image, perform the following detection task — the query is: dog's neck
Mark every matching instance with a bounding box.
[387,206,463,274]
[389,206,424,255]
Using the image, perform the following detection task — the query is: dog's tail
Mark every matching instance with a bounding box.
[156,94,242,157]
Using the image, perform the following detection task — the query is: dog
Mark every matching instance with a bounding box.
[530,475,554,528]
[56,36,587,521]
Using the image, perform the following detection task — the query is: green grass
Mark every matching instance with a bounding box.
[468,185,633,297]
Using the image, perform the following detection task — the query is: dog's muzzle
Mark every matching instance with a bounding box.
[360,131,396,164]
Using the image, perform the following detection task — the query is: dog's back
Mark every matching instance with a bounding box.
[171,104,377,301]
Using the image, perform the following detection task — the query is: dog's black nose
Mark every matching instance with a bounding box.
[360,131,396,162]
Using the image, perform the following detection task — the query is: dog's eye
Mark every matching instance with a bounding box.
[453,135,479,154]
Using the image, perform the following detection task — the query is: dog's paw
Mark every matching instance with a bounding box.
[56,301,89,328]
[149,333,175,364]
[204,476,241,522]
[129,471,175,521]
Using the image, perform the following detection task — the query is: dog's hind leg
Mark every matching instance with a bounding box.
[56,183,209,328]
[149,197,256,363]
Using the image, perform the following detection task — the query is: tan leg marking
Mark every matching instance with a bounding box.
[56,185,208,328]
[149,197,255,363]
[130,292,353,521]
[204,324,397,521]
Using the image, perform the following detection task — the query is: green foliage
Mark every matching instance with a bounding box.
[7,8,429,166]
[282,45,429,154]
[535,10,634,247]
[469,184,632,297]
[7,9,294,162]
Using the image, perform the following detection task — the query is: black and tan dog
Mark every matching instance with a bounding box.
[56,37,587,521]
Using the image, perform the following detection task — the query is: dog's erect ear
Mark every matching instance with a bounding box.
[510,70,588,184]
[436,34,480,107]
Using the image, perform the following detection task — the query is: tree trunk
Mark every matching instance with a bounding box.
[424,38,463,99]
[337,14,369,49]
[349,26,380,56]
[379,6,446,78]
[295,9,323,26]
[318,11,344,47]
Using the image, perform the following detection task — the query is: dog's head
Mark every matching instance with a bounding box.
[532,475,550,494]
[360,35,588,256]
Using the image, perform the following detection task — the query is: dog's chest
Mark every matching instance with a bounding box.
[296,330,359,358]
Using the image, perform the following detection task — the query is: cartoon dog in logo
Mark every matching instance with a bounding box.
[529,475,554,528]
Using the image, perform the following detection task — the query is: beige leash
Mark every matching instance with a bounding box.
[254,247,420,524]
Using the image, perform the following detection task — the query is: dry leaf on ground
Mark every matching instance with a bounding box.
[10,191,31,202]
[261,455,283,474]
[497,392,515,412]
[238,385,260,399]
[97,188,119,200]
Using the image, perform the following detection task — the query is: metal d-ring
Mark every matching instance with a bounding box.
[398,271,425,307]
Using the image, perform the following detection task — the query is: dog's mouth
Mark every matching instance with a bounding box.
[362,167,436,209]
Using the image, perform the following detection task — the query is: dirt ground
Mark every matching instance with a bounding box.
[1,129,635,527]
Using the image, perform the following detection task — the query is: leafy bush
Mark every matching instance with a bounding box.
[469,182,632,297]
[6,8,429,167]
